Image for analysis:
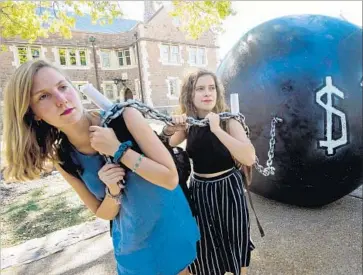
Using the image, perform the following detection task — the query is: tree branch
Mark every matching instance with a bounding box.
[52,1,59,19]
[0,10,27,30]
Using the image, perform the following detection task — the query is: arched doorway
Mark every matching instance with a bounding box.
[124,88,133,100]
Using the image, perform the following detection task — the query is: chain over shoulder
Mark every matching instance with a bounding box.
[100,100,283,177]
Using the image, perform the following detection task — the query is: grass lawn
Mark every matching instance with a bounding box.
[0,175,96,248]
[0,121,165,248]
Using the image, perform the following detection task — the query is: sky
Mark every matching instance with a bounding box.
[121,1,362,59]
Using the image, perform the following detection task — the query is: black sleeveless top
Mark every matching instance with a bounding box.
[186,123,235,174]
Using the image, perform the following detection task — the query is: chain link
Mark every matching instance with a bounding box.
[101,100,283,177]
[253,117,283,176]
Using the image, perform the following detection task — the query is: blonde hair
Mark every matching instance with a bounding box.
[2,59,73,182]
[178,69,229,117]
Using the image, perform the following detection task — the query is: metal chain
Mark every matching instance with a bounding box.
[253,117,283,176]
[101,100,283,177]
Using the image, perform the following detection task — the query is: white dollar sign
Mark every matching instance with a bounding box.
[316,76,348,155]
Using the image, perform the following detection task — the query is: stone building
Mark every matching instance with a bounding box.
[0,1,219,118]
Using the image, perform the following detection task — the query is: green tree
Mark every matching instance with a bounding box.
[0,1,234,43]
[170,1,235,39]
[0,1,123,42]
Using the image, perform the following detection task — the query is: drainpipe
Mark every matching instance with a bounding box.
[89,36,101,91]
[134,32,145,103]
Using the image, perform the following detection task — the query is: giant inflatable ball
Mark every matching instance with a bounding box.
[217,15,362,207]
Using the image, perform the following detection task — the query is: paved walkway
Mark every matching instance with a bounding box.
[2,185,362,275]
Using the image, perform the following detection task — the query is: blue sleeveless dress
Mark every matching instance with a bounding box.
[71,149,200,275]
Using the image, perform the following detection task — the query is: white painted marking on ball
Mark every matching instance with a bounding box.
[316,76,348,155]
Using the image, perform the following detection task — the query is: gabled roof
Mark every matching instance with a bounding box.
[144,5,164,24]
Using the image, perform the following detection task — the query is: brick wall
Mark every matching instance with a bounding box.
[138,7,219,112]
[142,7,218,47]
[0,5,220,131]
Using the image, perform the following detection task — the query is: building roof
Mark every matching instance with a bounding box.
[36,7,140,34]
[144,5,164,24]
[72,14,140,34]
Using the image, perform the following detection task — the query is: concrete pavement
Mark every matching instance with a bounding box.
[1,185,362,275]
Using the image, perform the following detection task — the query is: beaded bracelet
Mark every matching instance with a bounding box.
[132,153,144,173]
[105,186,122,205]
[113,140,133,163]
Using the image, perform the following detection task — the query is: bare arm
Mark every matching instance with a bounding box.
[162,114,188,147]
[169,129,187,147]
[55,164,120,220]
[213,119,256,166]
[120,107,179,190]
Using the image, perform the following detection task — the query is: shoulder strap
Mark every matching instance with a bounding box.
[224,118,265,237]
[57,134,83,179]
[244,185,265,237]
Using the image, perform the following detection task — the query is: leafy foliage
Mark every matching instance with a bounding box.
[0,1,123,42]
[170,1,235,39]
[0,1,234,43]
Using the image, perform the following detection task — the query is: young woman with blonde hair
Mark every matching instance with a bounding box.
[162,69,256,275]
[2,59,200,275]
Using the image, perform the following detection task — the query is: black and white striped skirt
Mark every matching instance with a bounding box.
[188,168,255,275]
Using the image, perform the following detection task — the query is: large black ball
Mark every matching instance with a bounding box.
[217,14,362,207]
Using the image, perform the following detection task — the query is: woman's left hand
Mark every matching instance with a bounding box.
[205,112,221,133]
[89,126,121,156]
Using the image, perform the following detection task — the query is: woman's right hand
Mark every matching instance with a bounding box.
[98,164,126,195]
[163,114,188,135]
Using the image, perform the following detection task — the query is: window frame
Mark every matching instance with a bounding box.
[160,44,181,65]
[72,81,91,104]
[16,45,41,65]
[101,81,118,102]
[57,48,89,67]
[188,46,206,66]
[166,77,180,99]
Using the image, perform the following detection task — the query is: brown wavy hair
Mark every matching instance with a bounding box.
[178,69,229,117]
[2,59,74,182]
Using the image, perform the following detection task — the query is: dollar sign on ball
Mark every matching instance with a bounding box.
[316,76,348,156]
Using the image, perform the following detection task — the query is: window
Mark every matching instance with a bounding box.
[102,83,117,101]
[18,47,28,65]
[117,49,131,67]
[189,47,206,66]
[59,48,67,65]
[117,51,124,66]
[189,48,197,65]
[124,50,131,65]
[31,48,40,59]
[197,48,206,65]
[167,77,179,97]
[17,46,41,64]
[57,48,88,67]
[170,46,179,63]
[160,44,180,64]
[100,51,111,68]
[69,49,77,66]
[79,50,87,66]
[72,81,90,103]
[105,84,114,99]
[161,45,169,62]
